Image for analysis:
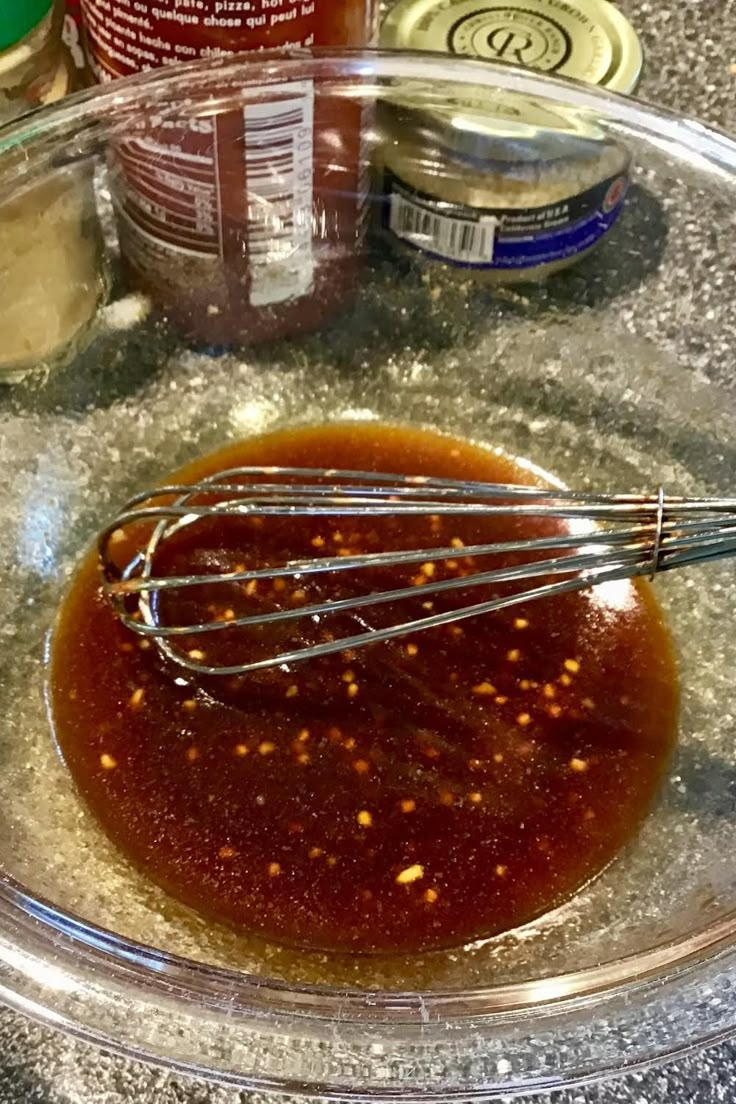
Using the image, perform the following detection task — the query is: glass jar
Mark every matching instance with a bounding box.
[0,0,64,121]
[376,90,631,282]
[0,14,103,384]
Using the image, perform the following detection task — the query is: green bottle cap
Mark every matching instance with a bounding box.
[0,0,54,53]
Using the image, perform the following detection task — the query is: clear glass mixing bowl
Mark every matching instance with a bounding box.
[1,48,736,1101]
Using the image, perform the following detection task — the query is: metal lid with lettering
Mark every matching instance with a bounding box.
[381,0,643,94]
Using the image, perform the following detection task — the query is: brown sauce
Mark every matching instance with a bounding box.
[48,423,679,954]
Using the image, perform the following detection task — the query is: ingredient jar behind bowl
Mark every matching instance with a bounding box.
[376,89,631,282]
[0,0,65,120]
[79,0,378,346]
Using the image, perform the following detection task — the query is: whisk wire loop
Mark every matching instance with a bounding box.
[98,468,736,676]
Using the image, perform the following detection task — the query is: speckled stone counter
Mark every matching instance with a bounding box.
[2,1,736,1100]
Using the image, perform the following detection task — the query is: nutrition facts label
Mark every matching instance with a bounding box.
[113,80,314,306]
[117,124,221,255]
[81,0,319,80]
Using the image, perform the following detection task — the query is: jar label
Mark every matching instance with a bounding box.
[63,0,85,70]
[384,170,629,271]
[114,81,315,308]
[80,0,320,82]
[77,0,373,344]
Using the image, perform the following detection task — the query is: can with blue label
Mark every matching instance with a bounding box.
[377,90,631,282]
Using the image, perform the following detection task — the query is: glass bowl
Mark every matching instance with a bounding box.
[1,48,736,1101]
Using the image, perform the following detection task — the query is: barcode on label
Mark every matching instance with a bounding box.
[244,81,314,307]
[389,191,496,265]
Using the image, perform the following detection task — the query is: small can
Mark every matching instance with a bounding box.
[381,0,643,94]
[376,91,631,282]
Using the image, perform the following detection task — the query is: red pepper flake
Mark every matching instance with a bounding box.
[395,863,424,885]
[129,687,145,711]
[472,681,496,696]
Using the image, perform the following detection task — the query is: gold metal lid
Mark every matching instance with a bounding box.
[379,85,613,164]
[381,0,643,94]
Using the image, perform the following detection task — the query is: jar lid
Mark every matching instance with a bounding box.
[381,0,643,94]
[380,79,618,162]
[0,0,54,53]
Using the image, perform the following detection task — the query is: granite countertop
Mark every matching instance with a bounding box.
[2,1,736,1101]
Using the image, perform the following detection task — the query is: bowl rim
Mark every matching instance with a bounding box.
[3,44,736,1095]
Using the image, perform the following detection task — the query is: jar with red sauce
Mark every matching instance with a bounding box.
[78,0,378,345]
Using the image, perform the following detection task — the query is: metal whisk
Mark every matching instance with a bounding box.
[99,467,736,676]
